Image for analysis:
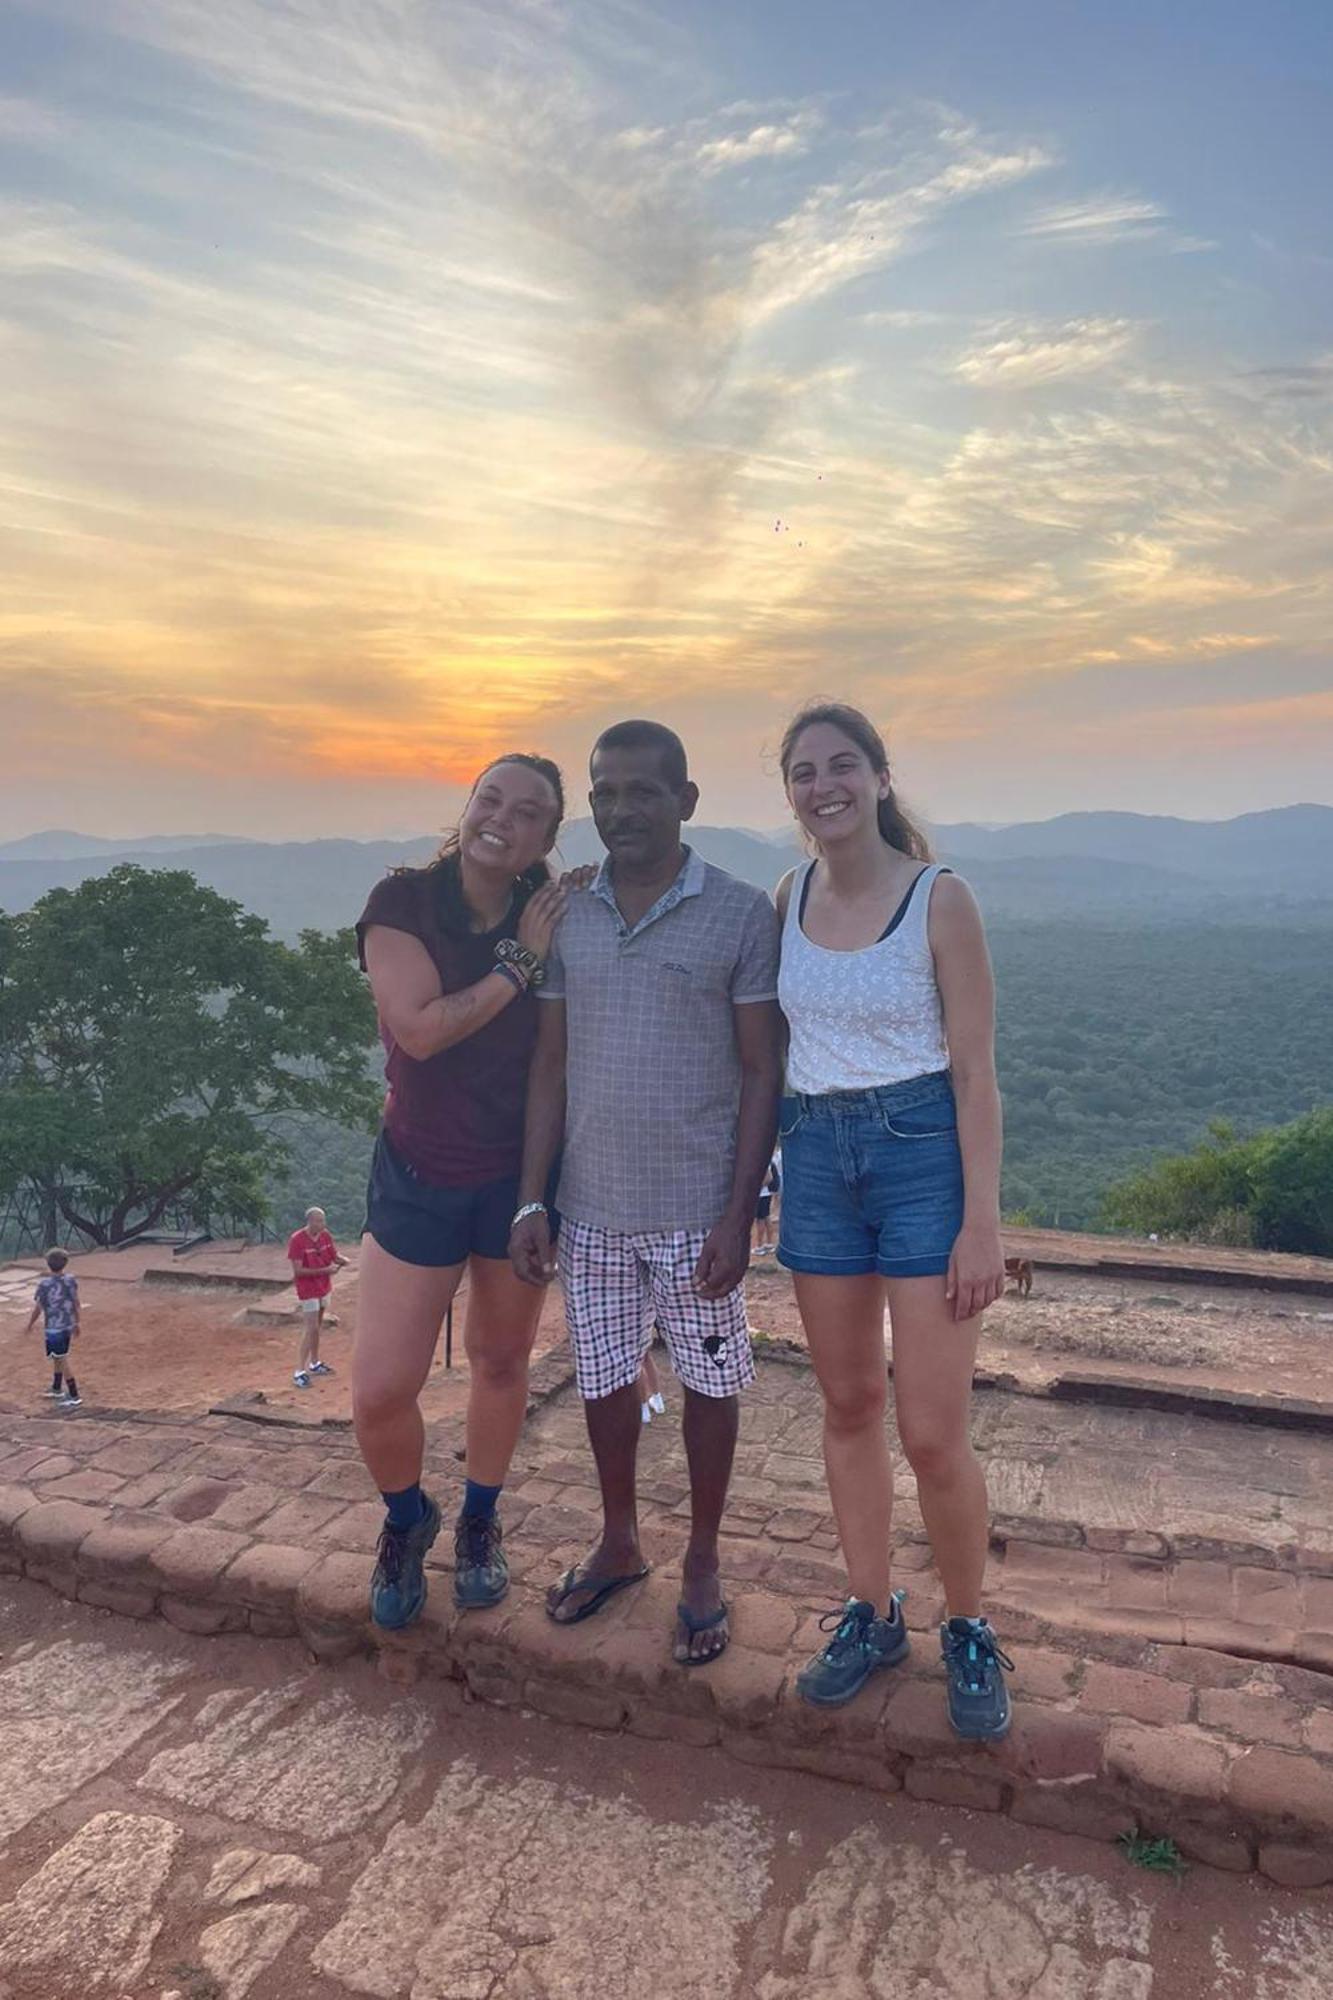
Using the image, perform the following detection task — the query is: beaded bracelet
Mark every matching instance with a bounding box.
[494,960,528,999]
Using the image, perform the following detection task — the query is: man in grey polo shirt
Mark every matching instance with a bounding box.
[511,719,781,1664]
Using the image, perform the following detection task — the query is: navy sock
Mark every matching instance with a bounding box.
[65,1375,78,1398]
[462,1478,502,1521]
[382,1484,426,1531]
[51,1372,62,1391]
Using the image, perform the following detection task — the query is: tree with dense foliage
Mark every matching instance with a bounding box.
[1103,1109,1333,1256]
[0,866,379,1248]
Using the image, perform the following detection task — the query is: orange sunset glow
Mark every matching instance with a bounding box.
[3,2,1331,839]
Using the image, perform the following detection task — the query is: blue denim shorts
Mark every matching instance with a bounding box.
[776,1070,963,1279]
[364,1130,560,1268]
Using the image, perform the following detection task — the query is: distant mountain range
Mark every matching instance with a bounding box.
[1,805,1329,935]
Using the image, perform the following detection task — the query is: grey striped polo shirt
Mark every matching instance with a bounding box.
[540,847,780,1232]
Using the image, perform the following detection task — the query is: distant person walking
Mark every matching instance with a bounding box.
[27,1248,82,1408]
[354,752,577,1633]
[287,1206,347,1388]
[774,702,1013,1739]
[752,1156,781,1256]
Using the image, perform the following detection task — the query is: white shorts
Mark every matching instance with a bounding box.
[298,1296,325,1315]
[559,1220,754,1402]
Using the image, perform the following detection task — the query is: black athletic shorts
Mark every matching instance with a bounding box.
[364,1129,560,1268]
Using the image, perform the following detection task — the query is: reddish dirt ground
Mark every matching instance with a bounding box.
[0,1244,569,1426]
[3,1231,1330,1428]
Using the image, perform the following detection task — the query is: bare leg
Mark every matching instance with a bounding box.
[545,1383,644,1621]
[792,1271,893,1608]
[308,1304,322,1370]
[888,1275,989,1617]
[296,1310,315,1376]
[674,1388,739,1662]
[352,1235,464,1494]
[461,1256,548,1487]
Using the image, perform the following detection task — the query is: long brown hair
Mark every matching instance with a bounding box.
[779,703,932,861]
[420,752,566,929]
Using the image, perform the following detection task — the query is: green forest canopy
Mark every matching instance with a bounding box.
[273,916,1333,1244]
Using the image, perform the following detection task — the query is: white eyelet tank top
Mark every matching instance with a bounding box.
[778,860,951,1094]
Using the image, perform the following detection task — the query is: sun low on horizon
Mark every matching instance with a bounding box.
[2,0,1331,842]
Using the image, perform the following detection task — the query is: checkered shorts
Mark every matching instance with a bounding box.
[559,1219,754,1401]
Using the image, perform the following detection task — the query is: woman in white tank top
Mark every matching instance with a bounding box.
[773,702,1012,1740]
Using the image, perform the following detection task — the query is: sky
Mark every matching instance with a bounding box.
[2,0,1331,840]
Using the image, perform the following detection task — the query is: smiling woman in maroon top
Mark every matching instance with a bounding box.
[354,752,574,1632]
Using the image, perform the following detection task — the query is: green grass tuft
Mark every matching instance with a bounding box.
[1117,1829,1187,1878]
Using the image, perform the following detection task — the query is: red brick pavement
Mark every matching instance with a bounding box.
[2,1348,1332,1880]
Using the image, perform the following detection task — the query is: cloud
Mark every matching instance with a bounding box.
[1020,195,1167,243]
[694,111,822,174]
[952,317,1138,386]
[0,2,1327,831]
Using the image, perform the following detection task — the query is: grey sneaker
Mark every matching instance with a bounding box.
[796,1595,910,1706]
[61,1394,82,1409]
[370,1493,442,1630]
[453,1510,509,1610]
[293,1370,311,1388]
[941,1617,1014,1740]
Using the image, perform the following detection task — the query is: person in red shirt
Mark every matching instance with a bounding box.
[287,1206,346,1387]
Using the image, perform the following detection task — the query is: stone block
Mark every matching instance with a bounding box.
[904,1764,1006,1812]
[724,1730,901,1790]
[1079,1664,1193,1728]
[164,1477,239,1524]
[1294,1633,1333,1675]
[1197,1689,1307,1750]
[627,1707,721,1748]
[114,1469,185,1510]
[294,1551,373,1660]
[1229,1747,1333,1836]
[89,1436,184,1477]
[1011,1647,1081,1702]
[161,1595,248,1635]
[1167,1560,1233,1616]
[149,1525,251,1597]
[256,1492,349,1542]
[15,1498,102,1590]
[1103,1556,1171,1611]
[1258,1842,1333,1889]
[38,1469,126,1504]
[223,1541,321,1610]
[1231,1566,1301,1628]
[995,1708,1105,1784]
[727,1591,799,1656]
[1104,1724,1229,1806]
[523,1676,628,1731]
[1143,1643,1251,1691]
[0,1480,37,1548]
[1300,1576,1333,1628]
[1009,1786,1136,1843]
[211,1483,287,1531]
[1085,1529,1169,1560]
[1183,1616,1299,1663]
[882,1680,967,1759]
[249,1610,299,1640]
[316,1501,385,1552]
[766,1508,826,1543]
[78,1512,177,1580]
[77,1577,158,1618]
[1174,1824,1254,1873]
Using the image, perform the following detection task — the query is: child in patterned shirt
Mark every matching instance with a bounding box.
[26,1247,82,1408]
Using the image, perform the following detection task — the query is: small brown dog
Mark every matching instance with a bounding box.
[1004,1256,1034,1298]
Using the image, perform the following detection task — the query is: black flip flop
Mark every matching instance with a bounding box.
[674,1598,730,1666]
[546,1563,650,1625]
